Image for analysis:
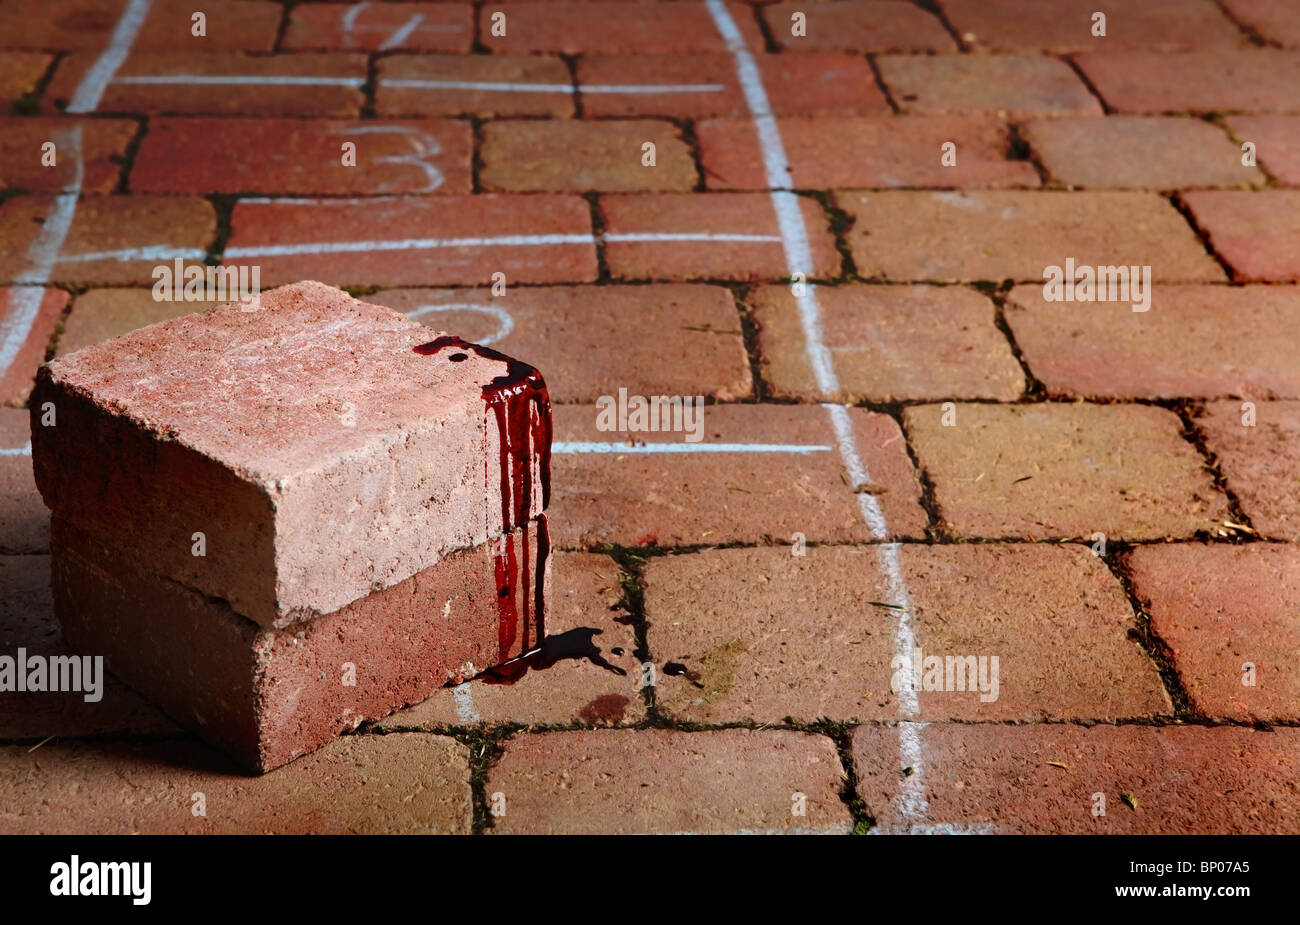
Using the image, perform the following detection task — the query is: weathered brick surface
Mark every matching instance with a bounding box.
[1229,116,1300,186]
[368,283,753,403]
[375,552,645,728]
[0,410,47,553]
[1198,399,1300,539]
[283,2,473,52]
[1005,284,1300,399]
[905,402,1230,540]
[878,54,1102,118]
[1182,190,1300,282]
[0,118,136,194]
[1129,543,1300,722]
[837,191,1224,283]
[0,733,473,833]
[481,120,696,192]
[1023,116,1264,189]
[55,288,198,356]
[377,54,574,117]
[478,2,764,54]
[1221,0,1300,47]
[853,723,1300,834]
[547,402,927,548]
[0,287,68,405]
[763,1,954,53]
[131,118,472,195]
[0,0,280,52]
[600,192,840,281]
[487,728,852,834]
[1076,50,1300,114]
[697,116,1040,190]
[225,196,597,287]
[647,544,1167,724]
[0,52,51,103]
[750,283,1024,402]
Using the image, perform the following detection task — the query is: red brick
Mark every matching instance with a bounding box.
[0,554,177,739]
[904,402,1230,540]
[600,192,839,281]
[1198,399,1300,539]
[48,51,368,116]
[1006,284,1300,400]
[1076,49,1300,114]
[1229,116,1300,186]
[1129,543,1300,722]
[0,0,280,52]
[0,118,135,194]
[0,53,51,103]
[878,54,1101,118]
[55,289,195,357]
[131,118,472,195]
[1221,0,1300,48]
[547,402,927,547]
[33,281,551,627]
[1023,116,1264,189]
[942,0,1248,53]
[478,1,764,54]
[53,516,545,772]
[487,728,852,834]
[0,195,215,286]
[577,53,889,118]
[763,1,954,53]
[837,191,1224,283]
[750,283,1024,402]
[283,2,472,52]
[647,544,1167,724]
[225,195,597,287]
[377,54,574,117]
[480,120,696,192]
[1182,190,1300,282]
[0,410,47,553]
[375,552,646,729]
[368,283,752,403]
[0,288,67,405]
[0,733,473,833]
[852,723,1300,834]
[698,115,1040,190]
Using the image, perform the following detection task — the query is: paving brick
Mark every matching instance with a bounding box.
[375,552,645,728]
[55,289,207,357]
[1182,190,1300,282]
[698,116,1040,190]
[1023,116,1265,189]
[377,54,574,118]
[648,544,1166,724]
[0,118,136,194]
[0,287,67,405]
[600,192,840,281]
[224,195,597,287]
[131,117,472,195]
[1221,0,1300,48]
[904,402,1230,540]
[478,2,764,54]
[0,53,51,104]
[0,195,215,286]
[577,53,889,118]
[547,402,927,547]
[0,733,473,833]
[763,1,954,53]
[283,2,472,52]
[480,120,696,193]
[48,51,368,116]
[0,410,47,553]
[1198,399,1300,539]
[0,553,177,738]
[1076,49,1300,114]
[837,191,1224,283]
[0,0,280,52]
[751,283,1024,402]
[487,728,852,834]
[368,283,752,403]
[1006,284,1300,400]
[33,281,551,627]
[942,0,1248,53]
[1129,543,1300,722]
[853,723,1300,834]
[1229,116,1300,185]
[877,54,1101,118]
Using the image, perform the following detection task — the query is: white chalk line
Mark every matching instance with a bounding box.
[451,682,481,724]
[0,442,32,457]
[553,442,830,455]
[705,0,930,829]
[111,74,724,95]
[66,0,152,113]
[115,75,367,88]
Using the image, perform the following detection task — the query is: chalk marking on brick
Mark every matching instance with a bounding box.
[407,303,515,345]
[378,14,426,50]
[705,0,929,827]
[114,75,367,87]
[870,823,998,836]
[553,442,830,454]
[604,232,781,244]
[379,79,726,95]
[451,682,481,724]
[66,0,152,113]
[0,442,32,456]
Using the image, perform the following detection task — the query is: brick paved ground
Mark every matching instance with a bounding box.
[0,0,1297,835]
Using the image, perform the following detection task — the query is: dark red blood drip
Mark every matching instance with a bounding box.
[492,530,520,664]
